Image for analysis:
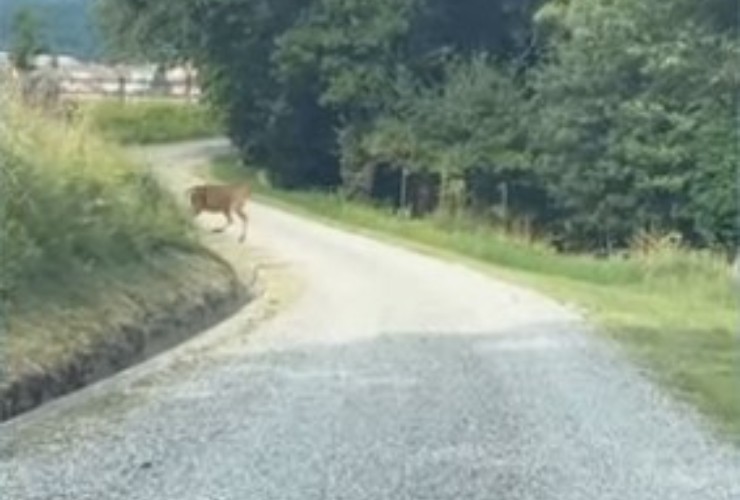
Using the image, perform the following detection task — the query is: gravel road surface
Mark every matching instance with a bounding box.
[2,140,739,500]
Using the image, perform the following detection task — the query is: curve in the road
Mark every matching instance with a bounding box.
[2,140,739,500]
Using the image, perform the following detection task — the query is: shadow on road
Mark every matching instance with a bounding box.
[3,321,739,499]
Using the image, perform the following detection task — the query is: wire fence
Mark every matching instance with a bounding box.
[58,74,202,102]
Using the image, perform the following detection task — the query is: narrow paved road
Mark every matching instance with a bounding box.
[2,140,739,499]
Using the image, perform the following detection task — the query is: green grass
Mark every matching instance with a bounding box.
[82,99,222,144]
[211,156,740,442]
[0,88,232,391]
[1,94,197,300]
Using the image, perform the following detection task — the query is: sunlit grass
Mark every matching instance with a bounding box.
[81,99,222,144]
[0,88,222,389]
[1,91,196,300]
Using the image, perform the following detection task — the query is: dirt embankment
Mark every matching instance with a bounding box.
[0,249,252,422]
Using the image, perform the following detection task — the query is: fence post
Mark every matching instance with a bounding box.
[117,74,126,102]
[400,167,409,212]
[499,181,508,222]
[185,63,193,102]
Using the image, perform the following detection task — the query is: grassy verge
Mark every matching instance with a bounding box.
[81,99,222,144]
[211,156,739,442]
[4,250,242,416]
[0,90,241,418]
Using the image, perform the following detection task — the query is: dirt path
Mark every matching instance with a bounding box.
[2,139,739,499]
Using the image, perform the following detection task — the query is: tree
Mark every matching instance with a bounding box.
[97,0,543,190]
[96,0,737,251]
[529,0,738,250]
[10,8,45,72]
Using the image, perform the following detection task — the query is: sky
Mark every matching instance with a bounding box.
[0,0,100,59]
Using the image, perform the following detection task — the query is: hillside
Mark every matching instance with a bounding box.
[0,90,246,420]
[0,0,100,59]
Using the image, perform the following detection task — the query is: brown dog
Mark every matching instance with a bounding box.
[186,182,250,242]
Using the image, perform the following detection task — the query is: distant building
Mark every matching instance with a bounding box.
[32,54,83,69]
[1,52,200,100]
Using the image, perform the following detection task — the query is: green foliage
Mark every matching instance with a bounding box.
[193,0,338,188]
[97,0,739,252]
[274,0,416,118]
[529,0,739,250]
[0,91,194,300]
[83,100,222,144]
[97,0,540,188]
[94,0,192,63]
[9,7,45,70]
[352,55,530,174]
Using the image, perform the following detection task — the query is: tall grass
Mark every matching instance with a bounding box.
[0,90,247,400]
[0,90,195,304]
[212,157,739,440]
[82,99,222,144]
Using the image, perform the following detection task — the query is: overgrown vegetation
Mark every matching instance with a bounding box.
[98,0,738,253]
[0,92,194,301]
[83,100,222,144]
[212,156,739,440]
[0,88,234,389]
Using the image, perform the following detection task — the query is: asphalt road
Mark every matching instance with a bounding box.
[2,140,739,499]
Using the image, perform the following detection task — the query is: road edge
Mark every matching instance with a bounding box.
[0,252,252,423]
